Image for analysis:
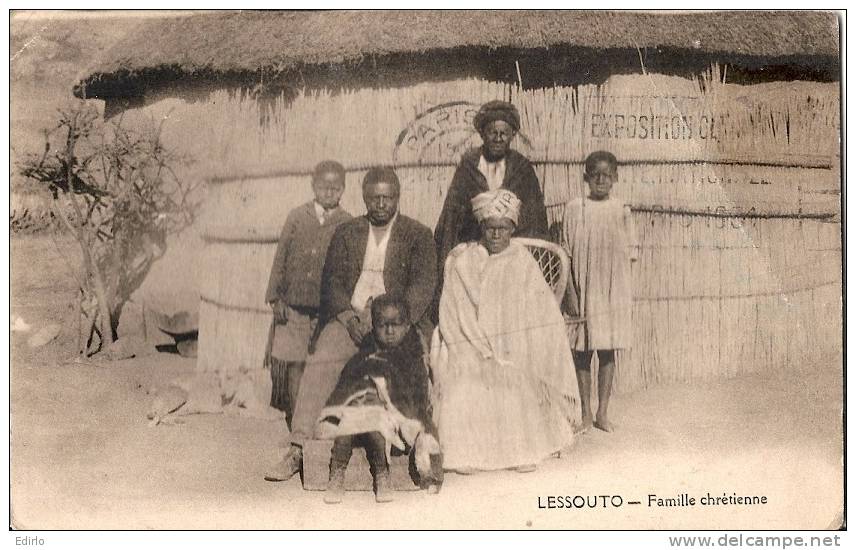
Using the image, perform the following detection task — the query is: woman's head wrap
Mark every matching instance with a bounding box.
[471,189,522,225]
[473,100,521,133]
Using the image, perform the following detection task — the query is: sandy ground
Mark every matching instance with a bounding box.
[10,235,844,530]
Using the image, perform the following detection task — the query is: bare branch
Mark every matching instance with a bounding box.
[18,102,194,354]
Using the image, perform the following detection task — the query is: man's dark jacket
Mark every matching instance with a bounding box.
[316,214,437,338]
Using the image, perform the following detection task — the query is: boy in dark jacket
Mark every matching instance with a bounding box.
[316,294,442,503]
[264,161,352,424]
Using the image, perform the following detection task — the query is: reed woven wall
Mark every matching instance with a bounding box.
[120,69,841,392]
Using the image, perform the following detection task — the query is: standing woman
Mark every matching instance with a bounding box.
[433,100,548,319]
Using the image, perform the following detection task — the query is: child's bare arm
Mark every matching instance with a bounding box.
[563,264,581,318]
[624,204,640,262]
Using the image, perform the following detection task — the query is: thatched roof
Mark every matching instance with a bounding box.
[75,10,840,98]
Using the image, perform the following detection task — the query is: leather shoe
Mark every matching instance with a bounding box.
[264,447,302,481]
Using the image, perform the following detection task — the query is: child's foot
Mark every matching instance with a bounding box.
[323,488,344,504]
[515,464,537,473]
[375,472,394,503]
[426,484,441,495]
[375,475,395,502]
[375,491,394,503]
[324,466,346,504]
[576,415,594,434]
[594,416,615,433]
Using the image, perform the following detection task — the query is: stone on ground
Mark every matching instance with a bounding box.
[27,323,61,348]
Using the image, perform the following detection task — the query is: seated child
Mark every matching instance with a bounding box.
[315,294,442,504]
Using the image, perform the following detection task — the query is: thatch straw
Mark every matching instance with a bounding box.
[116,75,839,183]
[75,10,839,99]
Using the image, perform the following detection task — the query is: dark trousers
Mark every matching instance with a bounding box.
[331,432,388,480]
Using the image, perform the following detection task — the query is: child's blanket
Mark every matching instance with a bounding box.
[316,329,441,485]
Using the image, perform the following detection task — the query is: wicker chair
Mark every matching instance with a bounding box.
[514,237,570,304]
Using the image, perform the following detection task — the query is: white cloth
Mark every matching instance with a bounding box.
[432,240,580,471]
[477,155,506,190]
[471,189,521,224]
[313,201,328,225]
[316,377,424,454]
[315,375,441,477]
[563,197,638,350]
[350,215,397,311]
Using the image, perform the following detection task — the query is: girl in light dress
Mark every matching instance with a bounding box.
[563,151,638,433]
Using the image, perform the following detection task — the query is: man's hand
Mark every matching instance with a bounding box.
[344,315,370,346]
[271,300,289,324]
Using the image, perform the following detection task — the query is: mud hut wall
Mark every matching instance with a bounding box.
[120,73,839,390]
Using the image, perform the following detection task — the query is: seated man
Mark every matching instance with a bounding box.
[316,294,442,504]
[264,166,437,482]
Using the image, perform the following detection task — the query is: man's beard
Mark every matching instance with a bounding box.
[368,210,396,226]
[482,144,508,162]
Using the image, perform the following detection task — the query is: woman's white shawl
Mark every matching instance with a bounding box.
[432,240,580,421]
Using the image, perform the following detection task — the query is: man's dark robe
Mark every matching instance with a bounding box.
[432,147,549,321]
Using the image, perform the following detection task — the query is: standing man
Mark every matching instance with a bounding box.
[432,100,548,322]
[264,166,437,481]
[264,160,352,426]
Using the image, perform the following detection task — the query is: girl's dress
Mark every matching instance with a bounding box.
[563,197,638,351]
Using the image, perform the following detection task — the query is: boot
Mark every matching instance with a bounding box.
[324,460,347,504]
[426,453,444,494]
[263,445,302,482]
[365,432,393,503]
[374,469,394,503]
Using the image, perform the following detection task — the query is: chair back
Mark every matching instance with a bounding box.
[513,237,569,304]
